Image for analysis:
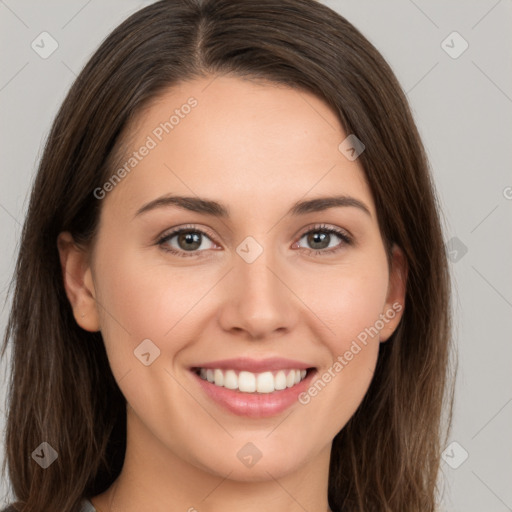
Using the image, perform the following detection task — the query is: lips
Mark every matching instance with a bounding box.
[189,357,317,418]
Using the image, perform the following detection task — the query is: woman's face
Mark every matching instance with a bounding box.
[62,75,406,481]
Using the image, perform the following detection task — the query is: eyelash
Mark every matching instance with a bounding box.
[156,223,353,258]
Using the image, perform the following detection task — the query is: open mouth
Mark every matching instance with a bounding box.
[192,367,315,394]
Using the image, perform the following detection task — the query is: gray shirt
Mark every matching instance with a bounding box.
[81,499,97,512]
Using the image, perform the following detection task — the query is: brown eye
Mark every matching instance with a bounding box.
[295,225,352,255]
[305,231,331,250]
[176,231,202,251]
[158,227,217,257]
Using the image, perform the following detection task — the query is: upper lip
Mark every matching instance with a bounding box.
[191,357,315,373]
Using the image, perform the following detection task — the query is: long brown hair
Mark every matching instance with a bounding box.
[1,1,456,510]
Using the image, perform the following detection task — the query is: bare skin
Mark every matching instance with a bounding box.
[58,75,407,512]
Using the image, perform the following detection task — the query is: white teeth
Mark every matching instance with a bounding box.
[256,371,274,393]
[239,371,256,392]
[286,370,295,388]
[196,367,309,393]
[214,369,224,387]
[224,370,238,390]
[274,370,287,390]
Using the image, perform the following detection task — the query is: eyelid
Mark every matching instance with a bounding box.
[295,222,352,242]
[158,223,218,242]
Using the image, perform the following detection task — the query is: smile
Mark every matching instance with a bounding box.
[195,368,309,394]
[190,357,317,418]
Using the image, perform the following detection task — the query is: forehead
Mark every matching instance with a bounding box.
[104,75,374,219]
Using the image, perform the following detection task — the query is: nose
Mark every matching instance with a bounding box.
[217,242,299,340]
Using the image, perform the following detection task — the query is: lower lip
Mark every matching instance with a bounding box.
[191,370,316,418]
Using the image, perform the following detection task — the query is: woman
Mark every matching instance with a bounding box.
[1,0,455,510]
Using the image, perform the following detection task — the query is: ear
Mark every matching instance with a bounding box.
[57,232,100,332]
[379,244,407,342]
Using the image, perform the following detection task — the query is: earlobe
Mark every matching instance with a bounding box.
[57,232,100,332]
[380,244,408,342]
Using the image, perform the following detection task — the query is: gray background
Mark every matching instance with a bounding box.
[1,1,511,510]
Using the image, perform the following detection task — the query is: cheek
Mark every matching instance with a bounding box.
[92,239,198,383]
[295,256,389,427]
[94,241,206,339]
[299,257,390,349]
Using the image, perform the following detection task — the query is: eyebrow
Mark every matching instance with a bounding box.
[134,194,372,219]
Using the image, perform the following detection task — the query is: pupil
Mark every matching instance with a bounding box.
[308,232,329,249]
[179,232,201,251]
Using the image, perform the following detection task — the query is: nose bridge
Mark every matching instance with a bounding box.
[219,234,297,338]
[236,234,282,304]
